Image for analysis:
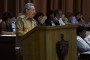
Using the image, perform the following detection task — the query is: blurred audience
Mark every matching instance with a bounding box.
[65,12,73,23]
[0,12,16,35]
[61,13,69,24]
[54,9,65,26]
[71,12,85,26]
[34,12,45,26]
[45,10,59,26]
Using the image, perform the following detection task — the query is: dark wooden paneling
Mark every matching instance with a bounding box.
[83,0,90,23]
[0,0,5,18]
[58,0,62,9]
[7,0,16,16]
[19,0,22,13]
[0,0,90,23]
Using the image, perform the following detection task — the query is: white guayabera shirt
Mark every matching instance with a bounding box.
[84,34,90,46]
[77,36,90,53]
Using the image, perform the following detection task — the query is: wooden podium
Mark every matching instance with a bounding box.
[21,25,78,60]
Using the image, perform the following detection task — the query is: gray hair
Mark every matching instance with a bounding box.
[24,3,34,10]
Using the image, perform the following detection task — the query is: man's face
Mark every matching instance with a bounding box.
[81,30,86,38]
[26,6,36,18]
[38,16,43,21]
[56,11,63,19]
[50,13,54,19]
[77,14,82,19]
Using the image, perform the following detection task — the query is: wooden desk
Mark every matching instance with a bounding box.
[0,35,16,60]
[21,25,78,60]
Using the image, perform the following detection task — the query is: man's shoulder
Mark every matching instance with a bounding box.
[33,18,36,21]
[17,15,26,19]
[77,36,81,40]
[17,15,27,22]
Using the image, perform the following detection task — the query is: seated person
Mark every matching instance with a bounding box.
[54,9,65,26]
[34,12,45,26]
[0,12,15,35]
[62,13,69,24]
[65,12,73,23]
[77,26,90,54]
[71,12,85,26]
[45,10,59,26]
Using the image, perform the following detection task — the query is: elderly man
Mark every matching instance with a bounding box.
[16,3,37,36]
